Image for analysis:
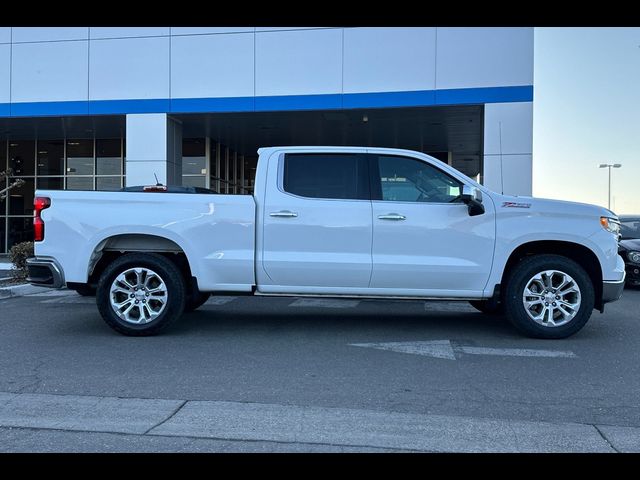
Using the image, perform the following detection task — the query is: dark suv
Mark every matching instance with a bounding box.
[619,215,640,287]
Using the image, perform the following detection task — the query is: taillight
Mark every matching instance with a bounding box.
[34,196,51,242]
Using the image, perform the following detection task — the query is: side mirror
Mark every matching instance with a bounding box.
[461,185,485,216]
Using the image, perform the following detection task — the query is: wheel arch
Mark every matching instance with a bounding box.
[85,232,197,289]
[500,240,603,310]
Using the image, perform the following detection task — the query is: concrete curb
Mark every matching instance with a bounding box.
[0,283,53,299]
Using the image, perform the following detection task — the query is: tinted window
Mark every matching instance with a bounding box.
[283,154,369,200]
[37,140,65,175]
[96,139,122,175]
[375,155,462,203]
[66,139,94,176]
[620,218,640,240]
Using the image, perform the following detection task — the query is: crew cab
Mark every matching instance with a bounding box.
[26,146,625,338]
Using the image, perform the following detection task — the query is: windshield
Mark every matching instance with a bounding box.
[620,218,640,240]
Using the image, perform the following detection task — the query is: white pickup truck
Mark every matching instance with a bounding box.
[26,146,625,338]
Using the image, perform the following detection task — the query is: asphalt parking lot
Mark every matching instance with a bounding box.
[0,287,639,452]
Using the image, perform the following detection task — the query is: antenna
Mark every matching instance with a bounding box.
[498,121,504,195]
[153,172,162,186]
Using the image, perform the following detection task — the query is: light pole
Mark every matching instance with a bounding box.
[598,163,622,210]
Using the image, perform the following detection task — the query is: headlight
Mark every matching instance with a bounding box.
[600,216,620,236]
[628,251,640,264]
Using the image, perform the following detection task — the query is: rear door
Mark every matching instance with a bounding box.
[368,154,495,296]
[259,151,373,293]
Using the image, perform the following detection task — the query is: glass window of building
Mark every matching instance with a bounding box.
[182,138,207,187]
[66,139,94,176]
[0,135,124,253]
[8,178,35,215]
[1,141,6,215]
[0,177,6,214]
[37,140,65,176]
[0,218,5,253]
[67,176,93,191]
[96,177,122,191]
[37,177,64,190]
[8,217,33,250]
[96,139,122,176]
[182,176,207,188]
[9,141,35,177]
[1,140,6,171]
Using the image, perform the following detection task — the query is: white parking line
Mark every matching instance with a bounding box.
[29,289,76,297]
[204,296,237,306]
[289,298,361,309]
[350,340,577,360]
[41,296,95,304]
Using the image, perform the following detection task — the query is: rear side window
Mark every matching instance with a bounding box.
[283,153,369,200]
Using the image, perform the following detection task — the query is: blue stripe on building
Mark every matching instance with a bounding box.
[0,85,533,118]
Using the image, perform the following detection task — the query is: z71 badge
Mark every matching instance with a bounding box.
[502,201,531,208]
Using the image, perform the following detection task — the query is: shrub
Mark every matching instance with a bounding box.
[8,241,34,281]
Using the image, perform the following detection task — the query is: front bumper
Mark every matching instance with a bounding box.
[26,256,65,289]
[602,273,626,304]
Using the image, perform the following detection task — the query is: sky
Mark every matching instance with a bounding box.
[533,27,640,214]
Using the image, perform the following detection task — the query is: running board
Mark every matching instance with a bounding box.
[252,292,484,301]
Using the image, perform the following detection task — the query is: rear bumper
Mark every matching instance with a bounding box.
[26,256,65,289]
[602,273,626,304]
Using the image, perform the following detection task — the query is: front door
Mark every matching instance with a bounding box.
[260,152,372,293]
[368,154,495,296]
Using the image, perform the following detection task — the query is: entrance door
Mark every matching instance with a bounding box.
[260,152,373,293]
[368,154,495,296]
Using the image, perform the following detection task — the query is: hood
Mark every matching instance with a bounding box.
[491,194,613,218]
[619,238,640,251]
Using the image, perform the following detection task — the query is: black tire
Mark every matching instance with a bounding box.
[469,299,504,315]
[73,284,96,296]
[503,254,595,339]
[96,253,186,336]
[185,290,210,312]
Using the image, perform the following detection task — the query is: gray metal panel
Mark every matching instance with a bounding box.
[255,28,343,96]
[89,27,170,39]
[0,28,11,44]
[171,27,254,35]
[343,27,437,94]
[0,45,9,103]
[436,27,534,89]
[89,37,170,100]
[170,33,254,99]
[11,41,89,103]
[12,27,89,43]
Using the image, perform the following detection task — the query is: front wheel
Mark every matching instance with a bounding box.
[503,254,595,339]
[96,253,186,336]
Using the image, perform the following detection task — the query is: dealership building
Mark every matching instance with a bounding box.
[0,27,533,253]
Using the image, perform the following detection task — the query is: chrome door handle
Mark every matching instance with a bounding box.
[378,213,406,221]
[269,210,298,218]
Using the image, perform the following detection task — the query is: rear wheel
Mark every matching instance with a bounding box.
[504,254,595,339]
[96,253,186,336]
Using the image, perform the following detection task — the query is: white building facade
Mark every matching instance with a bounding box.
[0,27,533,253]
